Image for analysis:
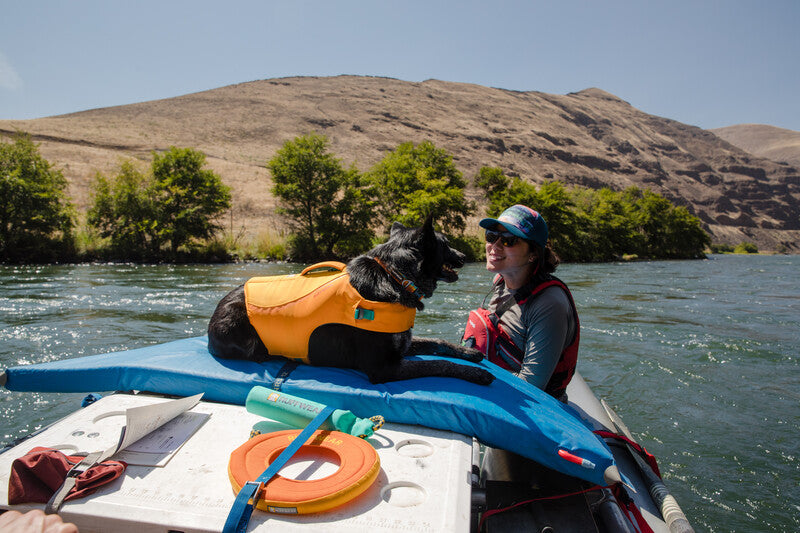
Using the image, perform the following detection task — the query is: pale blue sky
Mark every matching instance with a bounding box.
[1,0,798,131]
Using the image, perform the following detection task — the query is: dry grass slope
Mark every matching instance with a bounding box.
[712,124,800,168]
[2,75,799,252]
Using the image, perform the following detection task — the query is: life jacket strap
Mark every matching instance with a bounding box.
[478,275,579,396]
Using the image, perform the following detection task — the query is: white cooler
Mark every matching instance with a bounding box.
[0,393,473,532]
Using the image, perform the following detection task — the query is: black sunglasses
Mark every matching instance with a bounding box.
[485,229,521,247]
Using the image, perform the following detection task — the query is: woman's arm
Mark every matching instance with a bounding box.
[517,286,574,390]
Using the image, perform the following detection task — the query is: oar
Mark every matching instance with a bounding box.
[600,400,694,533]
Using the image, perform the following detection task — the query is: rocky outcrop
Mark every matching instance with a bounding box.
[1,76,798,252]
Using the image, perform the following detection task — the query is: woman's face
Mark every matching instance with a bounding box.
[485,224,537,285]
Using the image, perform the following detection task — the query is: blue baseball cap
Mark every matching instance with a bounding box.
[479,204,548,248]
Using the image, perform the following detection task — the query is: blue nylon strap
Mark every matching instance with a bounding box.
[222,404,337,533]
[272,360,299,391]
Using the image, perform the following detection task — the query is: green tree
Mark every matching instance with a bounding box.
[573,187,643,261]
[474,166,511,206]
[475,169,586,261]
[527,181,588,261]
[0,133,74,262]
[88,147,231,259]
[88,160,159,257]
[710,243,734,253]
[321,167,378,258]
[367,141,474,231]
[734,241,758,254]
[626,188,710,259]
[268,134,375,260]
[151,147,231,253]
[476,168,709,261]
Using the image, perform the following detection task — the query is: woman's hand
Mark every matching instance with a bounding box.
[0,509,79,533]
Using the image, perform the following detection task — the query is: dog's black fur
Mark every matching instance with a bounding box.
[207,217,494,385]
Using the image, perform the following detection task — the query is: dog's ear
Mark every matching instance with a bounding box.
[421,214,438,259]
[422,214,435,236]
[421,214,436,242]
[389,221,406,239]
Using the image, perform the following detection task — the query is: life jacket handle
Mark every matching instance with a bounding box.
[300,261,347,276]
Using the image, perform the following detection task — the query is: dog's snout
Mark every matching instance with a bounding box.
[451,249,466,267]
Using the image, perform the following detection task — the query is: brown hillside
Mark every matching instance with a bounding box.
[712,124,800,168]
[1,75,799,252]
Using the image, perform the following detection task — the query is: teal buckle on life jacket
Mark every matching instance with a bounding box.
[354,308,375,321]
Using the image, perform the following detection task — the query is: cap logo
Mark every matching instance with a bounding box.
[499,206,539,236]
[479,204,547,247]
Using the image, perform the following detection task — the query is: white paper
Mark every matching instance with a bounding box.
[113,410,209,466]
[99,393,204,463]
[123,411,205,453]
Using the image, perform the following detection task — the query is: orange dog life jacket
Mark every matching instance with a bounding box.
[244,261,417,362]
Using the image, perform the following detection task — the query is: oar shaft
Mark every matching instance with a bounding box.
[627,447,694,533]
[600,400,693,533]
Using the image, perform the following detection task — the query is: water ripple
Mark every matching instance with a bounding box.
[1,256,798,532]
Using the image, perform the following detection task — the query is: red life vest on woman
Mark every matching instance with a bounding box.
[462,276,580,398]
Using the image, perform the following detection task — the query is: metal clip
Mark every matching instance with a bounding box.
[243,480,264,505]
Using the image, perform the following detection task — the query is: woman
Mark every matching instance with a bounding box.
[462,204,579,400]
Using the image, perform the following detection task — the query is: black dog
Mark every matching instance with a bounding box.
[207,217,494,385]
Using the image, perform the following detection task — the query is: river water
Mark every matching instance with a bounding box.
[1,255,798,532]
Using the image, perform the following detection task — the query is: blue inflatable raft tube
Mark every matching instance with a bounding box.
[2,336,621,487]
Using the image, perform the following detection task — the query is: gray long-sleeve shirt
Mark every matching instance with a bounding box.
[487,282,576,391]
